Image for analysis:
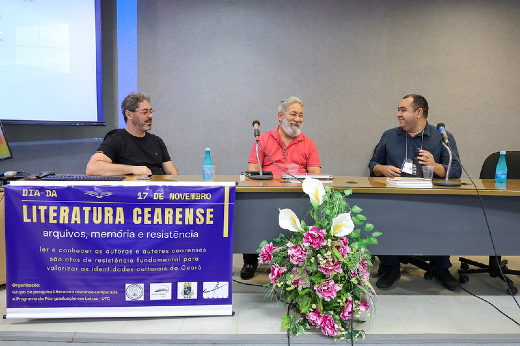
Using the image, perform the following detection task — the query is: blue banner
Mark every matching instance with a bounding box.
[4,181,235,318]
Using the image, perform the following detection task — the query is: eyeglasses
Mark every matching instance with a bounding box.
[132,109,154,115]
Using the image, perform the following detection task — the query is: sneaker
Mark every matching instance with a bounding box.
[433,269,461,291]
[240,263,258,280]
[376,270,401,288]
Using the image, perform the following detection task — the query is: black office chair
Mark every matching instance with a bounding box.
[458,151,520,295]
[103,129,122,142]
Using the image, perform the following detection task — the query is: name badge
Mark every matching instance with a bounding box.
[401,159,414,175]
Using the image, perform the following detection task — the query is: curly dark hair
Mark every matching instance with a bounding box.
[121,93,151,122]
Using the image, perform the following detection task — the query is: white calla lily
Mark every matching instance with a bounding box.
[279,208,303,232]
[331,212,355,237]
[302,177,325,206]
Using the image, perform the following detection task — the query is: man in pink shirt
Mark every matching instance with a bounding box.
[241,96,322,280]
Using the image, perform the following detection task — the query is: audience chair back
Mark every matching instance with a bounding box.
[103,129,122,142]
[479,151,520,179]
[457,150,520,296]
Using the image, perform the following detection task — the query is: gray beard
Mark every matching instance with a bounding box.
[133,119,151,132]
[281,118,302,137]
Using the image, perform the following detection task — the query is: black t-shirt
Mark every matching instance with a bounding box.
[96,130,171,175]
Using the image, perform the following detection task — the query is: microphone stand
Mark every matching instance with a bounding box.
[250,139,273,180]
[433,142,461,186]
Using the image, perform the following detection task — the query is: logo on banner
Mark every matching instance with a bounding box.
[202,282,229,299]
[177,282,197,299]
[84,191,114,198]
[150,283,172,300]
[125,284,144,301]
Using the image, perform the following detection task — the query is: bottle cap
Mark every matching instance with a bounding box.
[205,147,210,151]
[500,150,506,154]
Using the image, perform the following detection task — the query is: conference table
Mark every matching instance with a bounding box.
[130,175,520,256]
[2,175,520,285]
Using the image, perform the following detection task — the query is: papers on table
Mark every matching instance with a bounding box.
[386,177,433,188]
[281,173,334,180]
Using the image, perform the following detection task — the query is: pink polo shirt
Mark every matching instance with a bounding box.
[248,126,321,176]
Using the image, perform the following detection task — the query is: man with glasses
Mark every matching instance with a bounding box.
[86,92,179,176]
[247,96,321,175]
[240,96,321,280]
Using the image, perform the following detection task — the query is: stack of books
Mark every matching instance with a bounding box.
[386,177,433,188]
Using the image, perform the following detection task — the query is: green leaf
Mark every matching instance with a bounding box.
[343,189,353,196]
[351,216,364,225]
[299,295,311,313]
[351,205,362,213]
[311,272,324,282]
[350,242,360,250]
[371,231,382,237]
[350,229,361,238]
[331,246,343,260]
[356,214,367,221]
[281,314,292,329]
[289,289,298,302]
[366,237,378,245]
[364,223,374,232]
[259,240,268,247]
[308,261,318,272]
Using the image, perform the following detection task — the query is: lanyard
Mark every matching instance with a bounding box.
[405,129,424,160]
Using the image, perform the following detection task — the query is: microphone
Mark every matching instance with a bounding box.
[437,123,449,145]
[252,120,260,140]
[433,122,461,187]
[250,120,273,180]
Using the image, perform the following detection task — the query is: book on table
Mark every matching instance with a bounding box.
[386,177,433,188]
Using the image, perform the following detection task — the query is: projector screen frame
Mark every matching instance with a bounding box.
[0,0,104,126]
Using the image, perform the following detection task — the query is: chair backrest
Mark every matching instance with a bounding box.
[369,144,378,177]
[479,151,520,179]
[103,129,122,142]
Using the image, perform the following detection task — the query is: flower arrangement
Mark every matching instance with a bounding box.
[258,177,382,340]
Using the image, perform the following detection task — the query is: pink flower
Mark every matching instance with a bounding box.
[268,263,287,284]
[340,298,370,320]
[340,299,353,320]
[259,242,275,264]
[320,314,339,336]
[350,258,370,280]
[360,258,367,271]
[358,299,370,311]
[288,244,308,265]
[314,279,341,301]
[303,226,327,249]
[318,255,343,276]
[334,236,351,257]
[359,259,370,280]
[291,267,310,290]
[337,236,349,247]
[306,310,322,327]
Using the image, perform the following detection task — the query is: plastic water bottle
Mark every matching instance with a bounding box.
[202,148,213,181]
[495,151,507,189]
